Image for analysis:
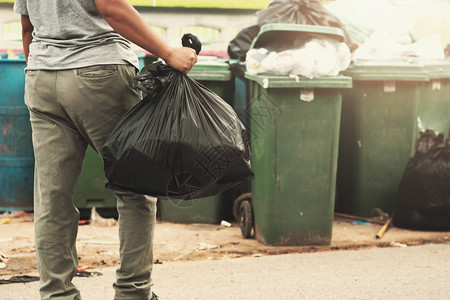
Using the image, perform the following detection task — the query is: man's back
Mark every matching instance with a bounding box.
[13,0,139,70]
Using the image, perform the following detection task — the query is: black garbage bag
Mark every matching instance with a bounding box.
[394,130,450,231]
[227,0,356,61]
[256,0,342,27]
[103,62,254,200]
[227,24,260,61]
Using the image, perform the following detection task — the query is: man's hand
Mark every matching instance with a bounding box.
[165,47,198,74]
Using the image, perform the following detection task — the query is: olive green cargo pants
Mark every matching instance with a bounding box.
[25,64,156,300]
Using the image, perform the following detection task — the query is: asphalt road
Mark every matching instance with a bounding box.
[2,244,449,300]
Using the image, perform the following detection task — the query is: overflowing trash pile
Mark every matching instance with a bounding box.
[229,0,355,78]
[326,0,417,46]
[327,0,446,61]
[229,0,448,78]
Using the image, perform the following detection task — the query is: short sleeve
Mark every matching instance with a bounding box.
[13,0,29,15]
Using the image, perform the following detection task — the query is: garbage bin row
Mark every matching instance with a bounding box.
[338,59,450,218]
[1,32,449,246]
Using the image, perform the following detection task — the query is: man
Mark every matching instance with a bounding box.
[14,0,197,299]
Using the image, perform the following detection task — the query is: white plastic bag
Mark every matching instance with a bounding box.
[352,31,445,60]
[246,38,351,78]
[326,0,417,45]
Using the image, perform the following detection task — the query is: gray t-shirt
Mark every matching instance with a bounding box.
[14,0,139,70]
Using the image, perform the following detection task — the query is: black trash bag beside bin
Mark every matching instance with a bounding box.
[103,61,254,200]
[227,24,260,62]
[394,130,450,231]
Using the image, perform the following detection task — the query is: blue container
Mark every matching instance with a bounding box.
[0,59,34,211]
[136,52,145,71]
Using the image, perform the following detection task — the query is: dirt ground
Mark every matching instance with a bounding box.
[1,211,449,278]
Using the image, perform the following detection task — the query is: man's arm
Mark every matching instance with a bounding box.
[20,15,33,65]
[94,0,197,73]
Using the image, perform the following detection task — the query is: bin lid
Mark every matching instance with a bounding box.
[244,73,352,89]
[418,59,450,79]
[250,23,345,51]
[188,56,231,81]
[342,59,429,82]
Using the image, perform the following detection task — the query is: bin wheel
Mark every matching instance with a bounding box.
[239,200,254,239]
[96,207,119,220]
[79,208,91,221]
[233,192,252,222]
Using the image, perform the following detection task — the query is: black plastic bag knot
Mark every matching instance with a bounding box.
[181,33,202,55]
[130,62,175,97]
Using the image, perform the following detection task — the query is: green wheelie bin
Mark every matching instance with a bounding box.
[418,60,450,137]
[159,57,236,224]
[245,24,352,246]
[337,60,429,218]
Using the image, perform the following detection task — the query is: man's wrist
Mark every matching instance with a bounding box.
[159,46,173,62]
